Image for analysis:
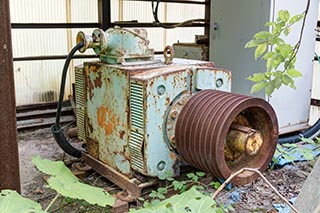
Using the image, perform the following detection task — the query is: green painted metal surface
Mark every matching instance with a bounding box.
[84,62,131,176]
[80,58,231,178]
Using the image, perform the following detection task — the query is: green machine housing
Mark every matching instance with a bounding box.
[75,59,231,178]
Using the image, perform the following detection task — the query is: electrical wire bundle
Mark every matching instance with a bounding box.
[151,0,207,29]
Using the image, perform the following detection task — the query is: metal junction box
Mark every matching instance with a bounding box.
[75,58,231,178]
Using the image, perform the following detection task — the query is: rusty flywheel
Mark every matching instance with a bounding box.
[175,90,278,185]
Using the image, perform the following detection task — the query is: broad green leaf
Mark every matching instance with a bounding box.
[33,156,115,207]
[157,187,168,194]
[274,37,285,45]
[284,28,290,36]
[274,77,282,89]
[300,137,315,144]
[266,58,273,71]
[247,73,266,83]
[151,199,161,206]
[278,10,290,22]
[209,182,221,190]
[287,69,302,78]
[244,40,258,48]
[47,174,114,207]
[196,172,206,177]
[150,191,157,198]
[283,155,296,161]
[130,186,219,212]
[254,31,271,39]
[289,82,296,89]
[192,176,199,182]
[250,82,267,94]
[172,181,184,191]
[289,14,304,24]
[32,156,78,182]
[157,194,166,200]
[255,43,267,59]
[265,21,276,27]
[265,84,275,97]
[0,190,46,213]
[273,71,283,78]
[276,44,293,58]
[281,74,293,86]
[186,173,195,179]
[300,151,314,160]
[262,52,275,60]
[282,143,298,148]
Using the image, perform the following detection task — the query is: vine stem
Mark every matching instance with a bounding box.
[211,168,299,213]
[284,0,310,71]
[45,193,60,212]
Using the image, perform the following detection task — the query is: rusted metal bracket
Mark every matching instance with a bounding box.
[311,98,320,107]
[82,153,157,199]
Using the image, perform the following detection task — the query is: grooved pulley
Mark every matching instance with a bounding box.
[175,90,278,185]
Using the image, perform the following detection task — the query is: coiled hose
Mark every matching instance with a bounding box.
[51,42,84,158]
[278,119,320,144]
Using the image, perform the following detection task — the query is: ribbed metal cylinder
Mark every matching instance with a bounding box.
[175,90,278,185]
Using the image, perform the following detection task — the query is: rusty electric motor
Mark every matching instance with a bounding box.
[55,27,280,189]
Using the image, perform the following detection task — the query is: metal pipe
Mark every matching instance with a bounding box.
[0,0,21,192]
[11,23,100,29]
[123,0,208,5]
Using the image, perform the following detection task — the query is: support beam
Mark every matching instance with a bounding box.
[98,0,111,31]
[0,0,21,192]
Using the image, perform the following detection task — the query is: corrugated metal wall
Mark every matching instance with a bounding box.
[10,0,204,105]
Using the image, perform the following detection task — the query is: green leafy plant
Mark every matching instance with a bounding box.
[245,8,308,97]
[272,137,320,166]
[131,186,225,213]
[0,190,46,213]
[1,157,233,212]
[0,156,115,213]
[137,171,232,212]
[32,156,114,209]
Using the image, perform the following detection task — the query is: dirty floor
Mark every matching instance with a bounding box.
[18,127,316,212]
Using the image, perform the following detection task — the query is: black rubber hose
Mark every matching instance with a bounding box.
[51,41,84,158]
[278,118,320,144]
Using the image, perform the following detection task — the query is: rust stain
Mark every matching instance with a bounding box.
[87,121,94,133]
[169,152,176,160]
[93,71,102,88]
[86,138,99,159]
[166,97,170,105]
[119,130,125,139]
[97,105,117,136]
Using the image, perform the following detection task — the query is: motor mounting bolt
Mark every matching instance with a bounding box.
[170,110,178,119]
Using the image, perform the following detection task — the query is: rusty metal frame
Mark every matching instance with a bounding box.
[13,54,98,62]
[0,0,21,192]
[124,0,208,5]
[98,0,111,31]
[111,22,206,28]
[82,153,157,199]
[11,23,100,29]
